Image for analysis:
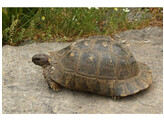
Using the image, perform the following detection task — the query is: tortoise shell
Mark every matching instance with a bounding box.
[48,36,152,97]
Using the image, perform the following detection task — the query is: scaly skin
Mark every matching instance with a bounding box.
[43,66,61,92]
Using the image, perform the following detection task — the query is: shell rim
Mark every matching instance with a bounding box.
[116,62,152,97]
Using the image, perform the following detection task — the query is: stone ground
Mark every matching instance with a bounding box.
[2,27,163,114]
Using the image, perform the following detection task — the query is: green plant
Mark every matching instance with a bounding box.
[2,7,162,46]
[2,16,25,45]
[2,8,21,31]
[2,8,38,45]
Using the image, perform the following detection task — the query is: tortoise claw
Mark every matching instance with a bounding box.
[50,82,61,92]
[112,96,120,100]
[52,87,61,92]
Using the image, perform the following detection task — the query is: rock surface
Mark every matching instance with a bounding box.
[2,27,163,114]
[127,8,153,21]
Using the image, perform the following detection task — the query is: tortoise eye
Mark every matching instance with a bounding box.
[36,58,40,61]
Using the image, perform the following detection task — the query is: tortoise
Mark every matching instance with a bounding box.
[32,36,152,99]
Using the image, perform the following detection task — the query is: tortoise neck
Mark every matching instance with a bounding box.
[42,62,50,68]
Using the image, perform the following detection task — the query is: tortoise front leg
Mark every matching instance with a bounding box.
[43,66,61,92]
[48,80,61,92]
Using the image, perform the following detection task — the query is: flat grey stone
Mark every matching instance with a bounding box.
[2,27,163,114]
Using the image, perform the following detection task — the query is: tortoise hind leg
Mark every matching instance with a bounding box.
[112,96,120,100]
[43,66,61,92]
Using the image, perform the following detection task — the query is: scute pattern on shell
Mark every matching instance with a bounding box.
[57,36,139,80]
[48,36,152,97]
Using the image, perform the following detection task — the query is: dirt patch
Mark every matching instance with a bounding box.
[2,27,163,114]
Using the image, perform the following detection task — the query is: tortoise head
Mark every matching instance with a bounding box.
[32,54,50,68]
